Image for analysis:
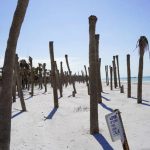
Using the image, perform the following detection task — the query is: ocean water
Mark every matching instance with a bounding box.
[120,76,150,83]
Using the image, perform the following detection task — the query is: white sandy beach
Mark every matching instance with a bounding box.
[10,82,150,150]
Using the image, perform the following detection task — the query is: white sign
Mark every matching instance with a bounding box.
[105,110,124,142]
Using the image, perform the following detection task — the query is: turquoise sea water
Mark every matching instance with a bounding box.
[120,76,150,83]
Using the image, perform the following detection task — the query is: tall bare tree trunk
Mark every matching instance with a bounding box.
[127,54,131,98]
[29,56,34,97]
[136,36,149,104]
[89,15,99,134]
[105,65,109,86]
[0,0,29,149]
[15,54,26,111]
[99,58,103,92]
[49,42,58,108]
[43,63,47,93]
[110,66,113,90]
[95,34,102,103]
[137,55,144,103]
[113,56,118,88]
[116,55,121,88]
[84,65,90,95]
[65,54,77,96]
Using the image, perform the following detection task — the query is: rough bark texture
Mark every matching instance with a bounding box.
[95,34,102,103]
[127,54,131,98]
[113,56,118,88]
[110,66,113,90]
[0,0,29,149]
[116,55,121,88]
[65,54,77,96]
[43,63,47,93]
[49,42,58,108]
[29,56,34,97]
[105,65,109,86]
[89,15,99,134]
[15,54,26,111]
[98,58,103,92]
[137,55,144,103]
[84,65,90,95]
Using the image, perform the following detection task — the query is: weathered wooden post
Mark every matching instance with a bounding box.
[60,62,64,96]
[99,58,103,92]
[49,41,58,108]
[15,54,26,111]
[105,65,109,86]
[127,54,131,98]
[105,65,108,85]
[89,15,99,134]
[95,34,102,103]
[65,54,77,96]
[55,61,63,97]
[112,56,118,88]
[38,63,43,89]
[43,63,47,93]
[116,55,121,88]
[29,56,34,97]
[110,66,113,90]
[84,65,90,95]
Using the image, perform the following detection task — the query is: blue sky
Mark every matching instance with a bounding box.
[0,0,150,78]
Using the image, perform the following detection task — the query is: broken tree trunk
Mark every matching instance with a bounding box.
[110,66,113,90]
[65,54,77,96]
[116,55,121,88]
[127,54,131,98]
[89,15,99,134]
[95,34,102,103]
[15,54,26,111]
[29,56,34,97]
[49,41,58,108]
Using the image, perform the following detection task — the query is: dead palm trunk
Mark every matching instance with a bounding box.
[49,41,58,108]
[99,58,103,92]
[137,36,149,103]
[43,63,47,93]
[55,61,62,97]
[65,54,77,96]
[110,66,113,90]
[29,56,34,97]
[95,34,102,103]
[105,65,109,86]
[89,15,99,134]
[116,55,121,88]
[0,0,29,149]
[15,54,26,111]
[127,54,131,98]
[113,56,118,88]
[84,65,90,95]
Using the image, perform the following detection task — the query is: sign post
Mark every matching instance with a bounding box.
[105,109,129,150]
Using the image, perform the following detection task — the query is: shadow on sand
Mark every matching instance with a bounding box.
[99,103,113,112]
[11,111,24,119]
[25,96,32,100]
[102,91,109,94]
[93,133,114,150]
[101,95,111,101]
[44,108,58,120]
[131,97,150,106]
